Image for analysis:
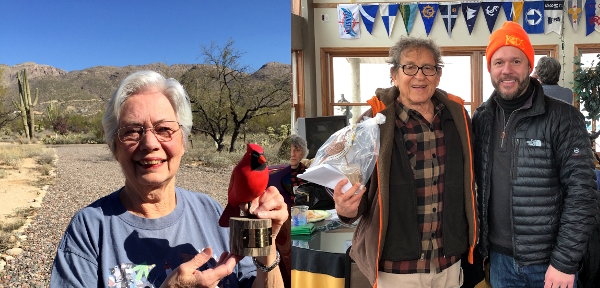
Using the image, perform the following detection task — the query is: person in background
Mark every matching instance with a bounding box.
[50,70,287,288]
[290,134,309,189]
[333,36,478,288]
[533,56,574,104]
[473,22,597,288]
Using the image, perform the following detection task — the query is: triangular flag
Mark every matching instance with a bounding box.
[439,2,461,38]
[544,1,563,35]
[462,1,482,35]
[584,0,598,35]
[399,3,418,35]
[482,0,502,33]
[380,3,400,37]
[359,4,379,35]
[513,0,525,22]
[568,0,583,32]
[419,2,439,36]
[503,0,515,21]
[338,4,360,39]
[523,0,545,34]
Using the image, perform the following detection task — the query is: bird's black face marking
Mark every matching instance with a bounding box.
[251,151,267,171]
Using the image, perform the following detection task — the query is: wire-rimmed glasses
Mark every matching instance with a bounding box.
[399,64,441,76]
[117,121,182,144]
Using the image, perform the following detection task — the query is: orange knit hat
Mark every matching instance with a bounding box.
[486,22,534,73]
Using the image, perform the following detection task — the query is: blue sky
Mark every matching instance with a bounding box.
[0,1,290,72]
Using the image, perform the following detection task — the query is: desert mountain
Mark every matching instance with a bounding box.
[1,62,290,117]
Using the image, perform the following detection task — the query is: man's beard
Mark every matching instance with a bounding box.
[492,75,529,100]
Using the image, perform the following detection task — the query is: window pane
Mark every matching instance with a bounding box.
[333,57,392,105]
[438,56,471,102]
[482,54,546,103]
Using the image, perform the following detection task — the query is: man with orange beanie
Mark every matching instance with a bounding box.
[472,21,598,288]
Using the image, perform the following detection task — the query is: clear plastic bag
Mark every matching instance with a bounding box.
[312,113,385,190]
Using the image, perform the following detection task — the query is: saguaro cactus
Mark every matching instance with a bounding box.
[12,69,38,141]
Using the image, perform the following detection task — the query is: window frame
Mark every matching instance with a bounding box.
[320,45,558,116]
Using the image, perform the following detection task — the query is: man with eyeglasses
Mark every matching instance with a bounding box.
[333,36,477,288]
[472,22,597,288]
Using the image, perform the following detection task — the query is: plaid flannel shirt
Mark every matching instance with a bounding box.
[381,98,459,274]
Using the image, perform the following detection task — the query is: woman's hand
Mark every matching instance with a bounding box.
[333,178,366,219]
[247,186,288,238]
[160,247,241,288]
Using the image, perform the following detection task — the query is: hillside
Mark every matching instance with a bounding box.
[1,62,290,118]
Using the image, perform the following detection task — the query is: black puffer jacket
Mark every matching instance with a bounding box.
[473,79,598,274]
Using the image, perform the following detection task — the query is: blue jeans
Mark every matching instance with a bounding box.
[490,251,577,288]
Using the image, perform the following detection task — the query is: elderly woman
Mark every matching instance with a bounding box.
[50,71,287,288]
[290,135,309,189]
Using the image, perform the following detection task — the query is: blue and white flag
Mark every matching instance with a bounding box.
[585,0,600,35]
[399,3,418,35]
[503,0,515,21]
[419,2,439,36]
[567,0,583,32]
[482,0,502,33]
[544,1,563,34]
[338,4,360,39]
[523,0,545,33]
[359,4,379,35]
[380,3,400,37]
[439,2,461,37]
[462,1,482,34]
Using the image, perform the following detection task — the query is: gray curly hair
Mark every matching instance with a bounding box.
[102,70,193,157]
[535,57,561,85]
[388,36,444,83]
[290,134,309,159]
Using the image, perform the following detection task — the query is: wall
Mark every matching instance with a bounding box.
[308,0,600,116]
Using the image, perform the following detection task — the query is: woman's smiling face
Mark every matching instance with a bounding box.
[115,90,184,191]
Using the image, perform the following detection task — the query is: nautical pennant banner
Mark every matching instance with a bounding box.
[419,2,439,36]
[482,0,502,33]
[523,0,545,34]
[567,0,583,32]
[399,3,418,35]
[585,0,600,35]
[359,4,379,35]
[462,1,482,35]
[513,0,525,22]
[503,0,515,21]
[380,3,400,38]
[544,1,564,35]
[439,2,461,38]
[338,4,360,39]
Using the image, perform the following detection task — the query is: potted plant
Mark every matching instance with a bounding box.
[572,53,600,157]
[572,53,600,130]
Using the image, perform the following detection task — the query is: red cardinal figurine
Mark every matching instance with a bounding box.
[219,143,269,227]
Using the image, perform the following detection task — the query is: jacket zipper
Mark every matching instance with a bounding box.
[501,108,523,149]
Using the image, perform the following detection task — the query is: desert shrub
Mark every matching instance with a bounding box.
[278,136,291,159]
[52,117,69,135]
[0,169,6,178]
[0,149,22,169]
[36,149,56,165]
[38,163,53,175]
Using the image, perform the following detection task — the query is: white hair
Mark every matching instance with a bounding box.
[102,70,193,156]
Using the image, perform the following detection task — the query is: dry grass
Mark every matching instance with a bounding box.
[0,144,57,171]
[0,219,26,254]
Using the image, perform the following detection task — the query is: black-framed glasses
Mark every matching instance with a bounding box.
[117,121,182,144]
[399,64,441,76]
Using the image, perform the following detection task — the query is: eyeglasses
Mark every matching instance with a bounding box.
[399,64,441,76]
[117,121,182,144]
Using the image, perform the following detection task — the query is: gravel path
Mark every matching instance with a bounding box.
[0,144,233,287]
